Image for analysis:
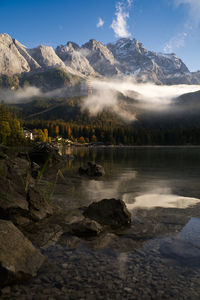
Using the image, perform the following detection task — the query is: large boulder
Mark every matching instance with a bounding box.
[27,186,53,221]
[0,220,45,287]
[79,162,105,177]
[0,163,30,226]
[28,143,62,165]
[84,199,131,230]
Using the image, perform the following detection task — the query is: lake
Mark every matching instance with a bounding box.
[7,147,200,299]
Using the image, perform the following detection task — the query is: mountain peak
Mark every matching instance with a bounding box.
[0,33,197,84]
[0,33,12,42]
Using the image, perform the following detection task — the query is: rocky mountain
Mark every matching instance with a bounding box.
[0,33,199,86]
[81,39,120,76]
[0,33,39,75]
[56,42,96,76]
[0,33,83,79]
[107,38,191,84]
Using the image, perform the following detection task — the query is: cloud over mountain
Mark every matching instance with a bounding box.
[111,1,132,38]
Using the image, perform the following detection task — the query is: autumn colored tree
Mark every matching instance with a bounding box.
[78,136,85,143]
[55,125,59,136]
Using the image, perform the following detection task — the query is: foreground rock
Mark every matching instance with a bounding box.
[79,162,105,177]
[69,218,103,238]
[84,198,131,230]
[0,155,53,226]
[0,220,45,287]
[27,186,53,221]
[28,143,62,165]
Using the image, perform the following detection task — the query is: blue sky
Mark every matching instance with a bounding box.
[0,0,199,71]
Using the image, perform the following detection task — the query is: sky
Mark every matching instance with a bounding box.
[0,0,199,71]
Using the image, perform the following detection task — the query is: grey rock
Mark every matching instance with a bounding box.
[0,220,44,287]
[0,157,30,225]
[25,222,63,248]
[79,161,105,177]
[27,186,53,221]
[69,218,103,237]
[84,198,131,229]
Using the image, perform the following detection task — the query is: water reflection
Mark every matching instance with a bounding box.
[123,192,200,210]
[178,217,200,248]
[10,147,200,299]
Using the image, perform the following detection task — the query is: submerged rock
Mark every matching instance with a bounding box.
[0,220,44,287]
[84,198,131,229]
[79,161,105,177]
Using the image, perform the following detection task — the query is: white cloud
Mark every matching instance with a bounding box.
[81,79,200,122]
[163,32,188,53]
[163,0,200,53]
[111,1,133,38]
[97,17,104,28]
[175,0,200,25]
[127,0,133,7]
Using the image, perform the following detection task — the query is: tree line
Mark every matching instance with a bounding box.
[24,119,200,145]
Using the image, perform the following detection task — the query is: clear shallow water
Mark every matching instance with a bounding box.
[5,147,200,299]
[54,146,200,209]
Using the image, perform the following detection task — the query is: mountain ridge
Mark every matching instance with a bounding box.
[0,33,199,86]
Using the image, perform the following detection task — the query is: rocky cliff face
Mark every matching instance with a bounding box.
[0,33,199,85]
[0,34,33,75]
[56,42,96,76]
[0,34,83,78]
[107,38,190,84]
[82,39,120,76]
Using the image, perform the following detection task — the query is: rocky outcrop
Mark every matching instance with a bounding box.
[0,220,44,287]
[27,45,84,77]
[13,39,41,71]
[28,45,67,70]
[27,186,53,221]
[28,142,62,165]
[0,34,31,75]
[84,198,131,229]
[0,33,200,85]
[82,39,120,76]
[0,154,53,226]
[56,42,96,76]
[107,38,190,84]
[0,33,83,78]
[79,162,105,177]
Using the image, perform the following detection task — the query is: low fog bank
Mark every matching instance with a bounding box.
[0,83,87,104]
[82,79,200,121]
[1,78,200,123]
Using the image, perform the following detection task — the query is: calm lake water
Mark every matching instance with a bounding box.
[6,147,200,299]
